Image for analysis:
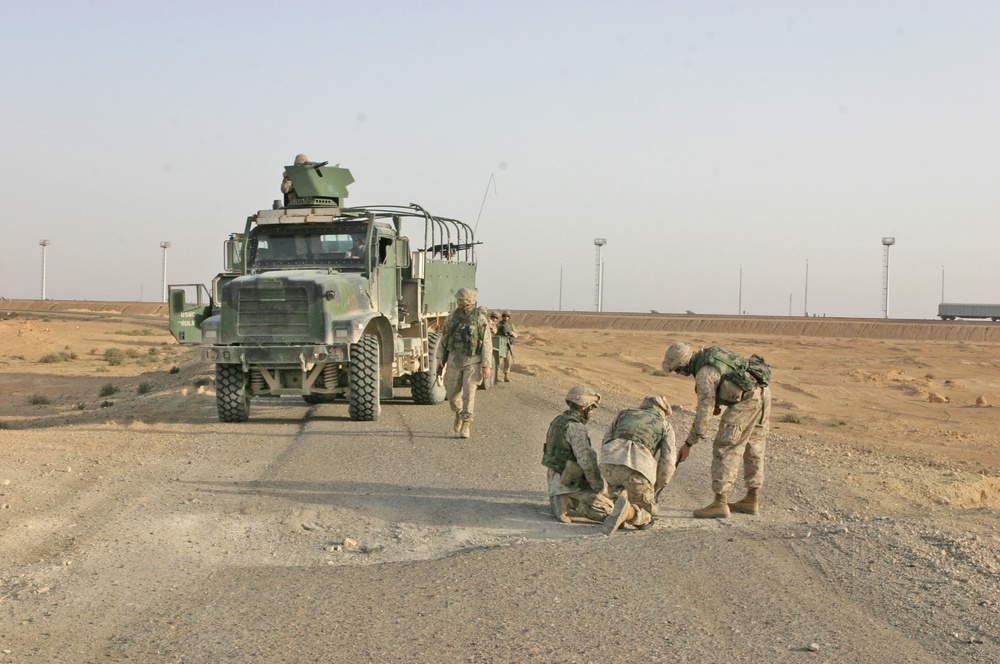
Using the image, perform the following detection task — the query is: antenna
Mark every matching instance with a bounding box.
[473,173,497,234]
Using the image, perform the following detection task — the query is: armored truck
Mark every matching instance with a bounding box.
[168,159,478,422]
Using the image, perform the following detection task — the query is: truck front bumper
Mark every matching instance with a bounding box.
[202,344,350,367]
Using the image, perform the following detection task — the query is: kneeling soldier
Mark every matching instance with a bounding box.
[599,396,677,535]
[542,386,615,523]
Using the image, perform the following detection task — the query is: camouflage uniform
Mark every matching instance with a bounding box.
[683,347,771,495]
[437,295,493,429]
[599,397,677,528]
[496,310,518,382]
[543,410,614,522]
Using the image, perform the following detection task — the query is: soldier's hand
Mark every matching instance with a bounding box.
[436,359,444,373]
[676,443,691,465]
[482,366,492,381]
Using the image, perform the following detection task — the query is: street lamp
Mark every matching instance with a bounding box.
[881,237,895,318]
[160,242,171,303]
[39,240,50,300]
[593,238,607,312]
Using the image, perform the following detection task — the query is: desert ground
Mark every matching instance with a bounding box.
[0,304,997,662]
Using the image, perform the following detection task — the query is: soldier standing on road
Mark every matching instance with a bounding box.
[496,310,518,382]
[542,386,615,524]
[662,342,772,519]
[486,309,499,335]
[436,288,493,439]
[599,396,677,535]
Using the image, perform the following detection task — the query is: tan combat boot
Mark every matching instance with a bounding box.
[459,420,471,439]
[550,495,571,524]
[452,412,462,433]
[728,488,760,515]
[603,493,637,535]
[693,493,730,519]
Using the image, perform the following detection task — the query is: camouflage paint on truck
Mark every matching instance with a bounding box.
[168,160,480,423]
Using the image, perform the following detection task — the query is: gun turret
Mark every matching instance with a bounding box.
[283,163,355,208]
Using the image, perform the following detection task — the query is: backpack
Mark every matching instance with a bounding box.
[746,354,771,387]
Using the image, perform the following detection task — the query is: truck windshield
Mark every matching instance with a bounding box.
[250,227,368,269]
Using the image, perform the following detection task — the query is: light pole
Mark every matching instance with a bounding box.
[593,238,606,312]
[881,237,895,318]
[804,259,809,317]
[160,242,171,303]
[558,264,563,312]
[738,265,742,315]
[39,240,50,300]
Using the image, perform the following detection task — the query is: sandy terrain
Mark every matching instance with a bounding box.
[0,306,997,662]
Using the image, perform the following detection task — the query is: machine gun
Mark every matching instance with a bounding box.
[428,241,482,259]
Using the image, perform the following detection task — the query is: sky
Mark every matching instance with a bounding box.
[1,0,998,319]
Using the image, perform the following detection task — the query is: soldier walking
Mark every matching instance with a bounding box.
[436,288,493,439]
[599,396,677,535]
[542,386,615,523]
[496,310,518,382]
[662,343,772,518]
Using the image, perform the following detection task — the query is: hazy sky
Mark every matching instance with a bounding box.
[2,1,998,319]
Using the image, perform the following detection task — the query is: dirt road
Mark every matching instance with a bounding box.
[1,311,997,662]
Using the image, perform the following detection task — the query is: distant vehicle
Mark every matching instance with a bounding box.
[937,303,1000,321]
[167,159,479,422]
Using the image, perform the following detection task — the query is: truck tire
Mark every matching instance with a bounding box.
[216,363,250,423]
[411,332,446,405]
[349,333,381,421]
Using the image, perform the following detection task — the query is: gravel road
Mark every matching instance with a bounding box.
[1,373,997,663]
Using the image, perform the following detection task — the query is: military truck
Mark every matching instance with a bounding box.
[168,159,478,422]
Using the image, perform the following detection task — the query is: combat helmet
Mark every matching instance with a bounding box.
[662,342,694,372]
[455,287,477,304]
[566,385,601,409]
[639,395,672,416]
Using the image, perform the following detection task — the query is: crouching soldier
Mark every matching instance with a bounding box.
[599,396,677,535]
[542,386,615,523]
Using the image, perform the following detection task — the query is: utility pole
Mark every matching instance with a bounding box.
[39,240,50,300]
[160,242,172,303]
[804,259,809,316]
[593,238,606,312]
[558,264,563,312]
[738,265,742,315]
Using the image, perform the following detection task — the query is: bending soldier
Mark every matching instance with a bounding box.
[662,343,772,518]
[436,288,493,439]
[599,396,677,535]
[542,386,615,523]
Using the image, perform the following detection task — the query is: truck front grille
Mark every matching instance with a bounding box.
[237,287,310,337]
